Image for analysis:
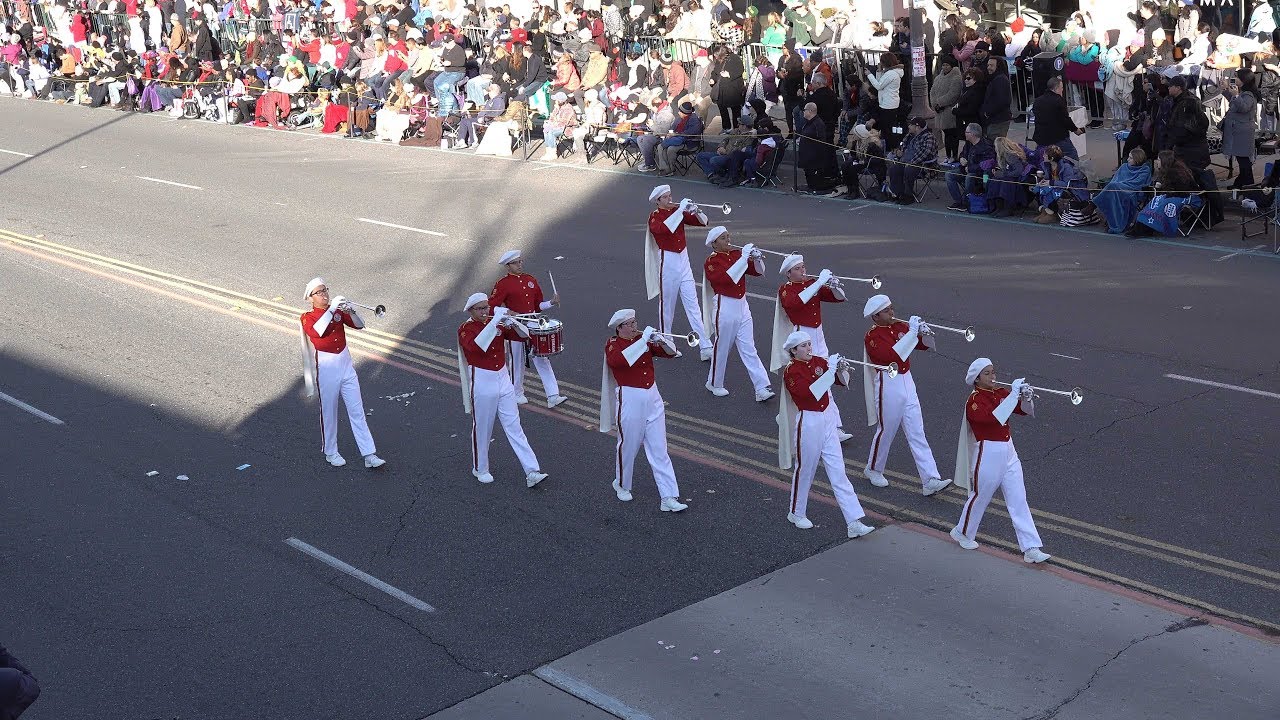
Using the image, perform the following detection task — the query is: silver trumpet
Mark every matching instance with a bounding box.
[727,242,793,259]
[687,200,733,214]
[907,317,975,342]
[805,273,884,290]
[652,331,701,347]
[510,312,552,330]
[836,356,899,378]
[343,301,387,318]
[995,381,1084,405]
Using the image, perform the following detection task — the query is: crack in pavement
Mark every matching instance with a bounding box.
[1021,616,1209,720]
[1028,387,1216,465]
[83,596,351,636]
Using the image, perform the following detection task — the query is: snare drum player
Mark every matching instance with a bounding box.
[645,184,714,360]
[950,358,1051,564]
[701,226,774,401]
[299,278,385,469]
[490,249,567,408]
[457,293,550,488]
[599,308,688,512]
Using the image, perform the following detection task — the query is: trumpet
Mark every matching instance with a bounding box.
[651,331,702,347]
[510,312,553,330]
[727,242,793,259]
[835,356,899,378]
[342,300,387,318]
[804,273,884,290]
[994,381,1084,405]
[904,317,974,342]
[685,200,733,214]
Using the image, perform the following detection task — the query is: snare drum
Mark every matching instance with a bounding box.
[528,319,564,357]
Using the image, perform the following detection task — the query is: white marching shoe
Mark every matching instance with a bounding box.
[546,394,568,408]
[950,526,979,550]
[363,454,386,469]
[612,479,633,502]
[787,513,813,529]
[526,471,548,488]
[755,388,776,402]
[704,382,729,397]
[700,348,713,361]
[847,520,875,538]
[326,453,346,467]
[473,469,495,484]
[515,395,529,405]
[660,496,688,512]
[865,468,889,487]
[1023,548,1052,564]
[673,350,684,358]
[837,430,854,442]
[922,478,952,496]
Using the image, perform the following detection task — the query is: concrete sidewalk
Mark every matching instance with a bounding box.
[430,524,1279,720]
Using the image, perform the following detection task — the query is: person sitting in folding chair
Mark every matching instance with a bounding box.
[1129,150,1201,237]
[654,101,703,177]
[885,116,937,205]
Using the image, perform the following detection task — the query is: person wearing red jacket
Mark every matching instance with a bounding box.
[457,293,548,487]
[950,358,1050,564]
[489,249,566,408]
[778,331,874,537]
[644,184,713,360]
[599,308,687,512]
[299,278,385,469]
[861,294,951,496]
[701,227,773,401]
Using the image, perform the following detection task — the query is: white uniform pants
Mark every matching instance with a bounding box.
[866,370,941,484]
[505,340,560,399]
[614,385,680,498]
[707,295,770,393]
[793,323,844,428]
[955,439,1042,551]
[470,366,540,476]
[658,249,712,351]
[315,348,376,458]
[790,407,866,524]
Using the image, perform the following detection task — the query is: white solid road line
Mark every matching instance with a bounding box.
[746,292,775,302]
[0,391,65,425]
[136,175,203,190]
[1165,374,1280,400]
[533,667,655,720]
[0,148,34,158]
[285,537,436,612]
[356,218,447,236]
[1050,352,1082,360]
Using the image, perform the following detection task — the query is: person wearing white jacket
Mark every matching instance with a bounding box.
[867,56,904,150]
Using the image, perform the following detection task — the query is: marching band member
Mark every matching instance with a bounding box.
[299,278,385,469]
[599,309,688,512]
[777,331,875,538]
[489,249,567,409]
[645,184,714,361]
[950,358,1051,563]
[700,226,775,401]
[770,254,851,441]
[861,295,951,495]
[456,293,549,488]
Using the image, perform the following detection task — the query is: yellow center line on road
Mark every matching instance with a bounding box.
[4,229,1280,619]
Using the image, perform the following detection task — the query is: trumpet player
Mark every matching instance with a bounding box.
[862,294,951,496]
[490,249,567,409]
[951,358,1051,564]
[701,227,774,401]
[645,184,714,361]
[599,309,687,513]
[778,331,875,538]
[456,293,549,488]
[299,278,385,470]
[770,254,851,441]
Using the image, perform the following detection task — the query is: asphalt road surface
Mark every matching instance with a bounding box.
[1,97,1277,719]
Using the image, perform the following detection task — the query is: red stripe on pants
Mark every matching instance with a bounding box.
[790,414,803,513]
[315,350,324,452]
[961,440,984,534]
[710,296,722,385]
[868,373,886,470]
[470,367,478,471]
[615,388,624,487]
[657,251,666,333]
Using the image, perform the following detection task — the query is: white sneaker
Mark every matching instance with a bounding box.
[660,496,688,512]
[1023,548,1052,564]
[326,453,346,467]
[950,526,978,550]
[363,454,386,469]
[515,395,529,405]
[837,431,854,442]
[700,348,713,361]
[704,382,729,397]
[473,470,495,484]
[526,471,548,488]
[612,479,632,502]
[787,512,813,529]
[847,520,875,538]
[865,468,889,487]
[542,148,556,160]
[755,388,777,402]
[922,478,953,496]
[546,394,568,408]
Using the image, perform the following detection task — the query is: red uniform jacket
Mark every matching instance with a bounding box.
[784,356,845,411]
[779,281,842,328]
[648,207,707,253]
[605,335,677,388]
[459,318,523,371]
[967,386,1026,442]
[489,272,545,315]
[865,321,928,375]
[301,307,357,354]
[704,249,761,298]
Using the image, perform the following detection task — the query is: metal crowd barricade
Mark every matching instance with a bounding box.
[459,25,490,48]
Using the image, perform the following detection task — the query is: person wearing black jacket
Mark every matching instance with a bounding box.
[1030,76,1084,160]
[1164,74,1222,226]
[709,43,746,130]
[0,642,39,719]
[952,67,986,131]
[190,15,215,63]
[980,56,1012,138]
[515,43,547,102]
[804,73,838,145]
[797,101,838,192]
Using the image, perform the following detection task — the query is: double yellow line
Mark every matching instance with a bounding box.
[4,227,1278,634]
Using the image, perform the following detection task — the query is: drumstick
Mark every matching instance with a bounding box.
[548,271,558,297]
